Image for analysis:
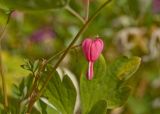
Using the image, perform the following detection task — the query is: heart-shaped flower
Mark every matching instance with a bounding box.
[82,38,104,80]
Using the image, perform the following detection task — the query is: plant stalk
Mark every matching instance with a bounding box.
[65,6,85,24]
[46,44,81,63]
[84,0,90,21]
[26,0,112,113]
[0,42,8,111]
[0,10,13,112]
[39,0,112,101]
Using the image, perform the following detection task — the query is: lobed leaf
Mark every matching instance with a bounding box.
[80,55,107,114]
[44,71,77,114]
[88,100,107,114]
[80,55,141,114]
[106,56,141,108]
[39,99,59,114]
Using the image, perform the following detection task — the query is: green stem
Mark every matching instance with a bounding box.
[39,0,112,100]
[46,44,81,63]
[65,5,85,24]
[84,0,90,21]
[26,60,47,113]
[0,10,13,41]
[46,0,112,72]
[26,0,112,113]
[28,60,46,96]
[0,10,13,112]
[0,42,8,111]
[26,45,80,113]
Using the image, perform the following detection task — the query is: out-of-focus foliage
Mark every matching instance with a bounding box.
[0,52,28,94]
[0,0,160,114]
[0,0,69,11]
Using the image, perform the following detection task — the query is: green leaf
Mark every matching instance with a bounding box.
[80,56,141,114]
[33,60,40,73]
[21,59,41,73]
[39,98,59,114]
[0,0,69,11]
[111,56,141,80]
[80,55,107,114]
[10,75,34,113]
[106,56,141,108]
[44,71,77,114]
[39,100,47,114]
[88,100,107,114]
[21,59,33,71]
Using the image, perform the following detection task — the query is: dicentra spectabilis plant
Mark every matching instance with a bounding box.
[0,0,141,114]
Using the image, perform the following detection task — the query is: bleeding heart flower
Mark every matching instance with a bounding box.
[82,38,104,80]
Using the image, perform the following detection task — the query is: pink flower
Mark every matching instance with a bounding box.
[82,38,104,80]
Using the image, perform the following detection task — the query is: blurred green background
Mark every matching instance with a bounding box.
[0,0,160,114]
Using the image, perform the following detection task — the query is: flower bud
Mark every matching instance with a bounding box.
[82,38,104,80]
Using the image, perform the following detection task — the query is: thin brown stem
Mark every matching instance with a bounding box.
[26,44,81,113]
[0,10,13,41]
[26,0,112,113]
[84,0,90,21]
[39,0,112,101]
[65,5,85,24]
[46,44,81,63]
[26,60,47,113]
[28,60,46,96]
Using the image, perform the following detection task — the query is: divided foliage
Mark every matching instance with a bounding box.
[44,72,77,114]
[4,55,141,114]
